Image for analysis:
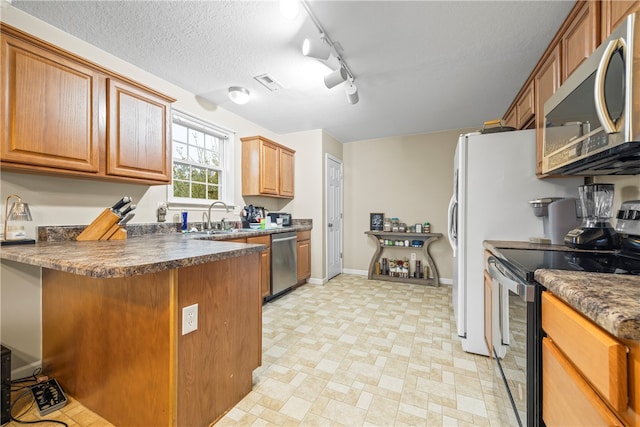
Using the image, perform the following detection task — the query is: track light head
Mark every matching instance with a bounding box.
[302,38,331,60]
[228,86,250,104]
[346,82,359,104]
[324,67,348,89]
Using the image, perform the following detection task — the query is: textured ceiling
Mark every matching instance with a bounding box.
[10,0,575,143]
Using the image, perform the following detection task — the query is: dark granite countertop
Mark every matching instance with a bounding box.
[485,240,640,342]
[1,224,312,279]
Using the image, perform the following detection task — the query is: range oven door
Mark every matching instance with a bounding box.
[487,256,537,427]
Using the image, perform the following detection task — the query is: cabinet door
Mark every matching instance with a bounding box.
[107,78,171,182]
[483,269,493,358]
[1,32,101,173]
[503,106,517,130]
[542,338,624,426]
[297,239,311,283]
[515,81,535,129]
[247,235,271,298]
[542,292,627,411]
[534,44,561,176]
[259,140,279,195]
[601,1,640,39]
[279,148,295,198]
[562,1,598,81]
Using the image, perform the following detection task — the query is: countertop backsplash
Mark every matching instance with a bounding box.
[38,219,312,242]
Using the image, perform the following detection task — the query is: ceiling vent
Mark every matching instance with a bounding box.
[253,73,283,92]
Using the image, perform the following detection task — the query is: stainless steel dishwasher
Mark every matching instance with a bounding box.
[270,231,297,299]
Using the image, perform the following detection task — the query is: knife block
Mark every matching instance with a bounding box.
[76,209,127,241]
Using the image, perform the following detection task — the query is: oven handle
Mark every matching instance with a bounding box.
[487,256,535,302]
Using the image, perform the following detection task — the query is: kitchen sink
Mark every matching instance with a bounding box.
[189,229,239,235]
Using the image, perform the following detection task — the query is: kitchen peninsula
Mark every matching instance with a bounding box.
[1,231,275,426]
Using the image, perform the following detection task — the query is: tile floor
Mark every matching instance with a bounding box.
[6,274,511,426]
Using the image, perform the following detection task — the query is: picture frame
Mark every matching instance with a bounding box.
[370,213,384,231]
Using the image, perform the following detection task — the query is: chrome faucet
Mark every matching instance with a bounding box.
[206,201,231,230]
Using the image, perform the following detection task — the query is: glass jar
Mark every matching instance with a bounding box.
[398,222,406,232]
[391,218,399,232]
[383,218,391,232]
[423,222,431,233]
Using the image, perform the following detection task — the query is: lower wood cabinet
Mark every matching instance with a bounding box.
[542,338,623,426]
[541,291,640,426]
[41,253,262,426]
[247,235,271,298]
[296,230,311,285]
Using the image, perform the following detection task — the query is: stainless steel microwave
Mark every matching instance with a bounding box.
[542,12,640,176]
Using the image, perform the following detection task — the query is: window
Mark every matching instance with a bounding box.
[169,111,234,205]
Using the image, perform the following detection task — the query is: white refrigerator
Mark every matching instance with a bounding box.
[446,130,583,356]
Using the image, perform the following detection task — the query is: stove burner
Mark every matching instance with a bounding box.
[495,248,640,282]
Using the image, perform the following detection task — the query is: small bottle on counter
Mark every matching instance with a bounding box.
[415,223,422,233]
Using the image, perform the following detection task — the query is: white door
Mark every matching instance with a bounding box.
[326,155,343,279]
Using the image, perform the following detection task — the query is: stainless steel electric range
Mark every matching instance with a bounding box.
[486,200,640,426]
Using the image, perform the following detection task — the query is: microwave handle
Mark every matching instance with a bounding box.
[594,38,626,134]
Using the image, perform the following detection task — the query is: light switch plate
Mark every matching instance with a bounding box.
[182,304,198,335]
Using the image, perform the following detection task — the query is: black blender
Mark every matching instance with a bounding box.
[564,183,620,250]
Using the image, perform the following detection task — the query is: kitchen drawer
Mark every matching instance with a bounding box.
[246,235,270,246]
[297,230,310,241]
[542,292,628,411]
[543,338,623,426]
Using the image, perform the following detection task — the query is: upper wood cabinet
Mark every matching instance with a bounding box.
[502,81,534,130]
[1,30,102,173]
[562,1,599,81]
[241,135,295,199]
[601,0,640,39]
[503,0,600,176]
[0,24,174,185]
[534,44,562,175]
[107,78,171,182]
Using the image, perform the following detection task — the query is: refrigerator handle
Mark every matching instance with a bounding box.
[447,194,457,251]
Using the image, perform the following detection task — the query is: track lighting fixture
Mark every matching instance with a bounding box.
[302,37,331,60]
[299,0,360,105]
[324,67,347,89]
[346,81,359,105]
[228,86,250,105]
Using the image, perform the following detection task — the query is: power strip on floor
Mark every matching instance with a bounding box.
[30,379,67,416]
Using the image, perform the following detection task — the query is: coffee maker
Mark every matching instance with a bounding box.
[564,183,620,250]
[529,197,580,245]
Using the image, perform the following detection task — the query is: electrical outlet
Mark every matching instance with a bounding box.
[410,252,417,261]
[182,304,198,335]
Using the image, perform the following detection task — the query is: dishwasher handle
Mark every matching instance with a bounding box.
[272,234,297,243]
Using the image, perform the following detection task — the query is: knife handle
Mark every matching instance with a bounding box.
[77,209,120,241]
[111,196,132,212]
[119,204,137,217]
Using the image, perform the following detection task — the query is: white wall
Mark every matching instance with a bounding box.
[342,129,472,281]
